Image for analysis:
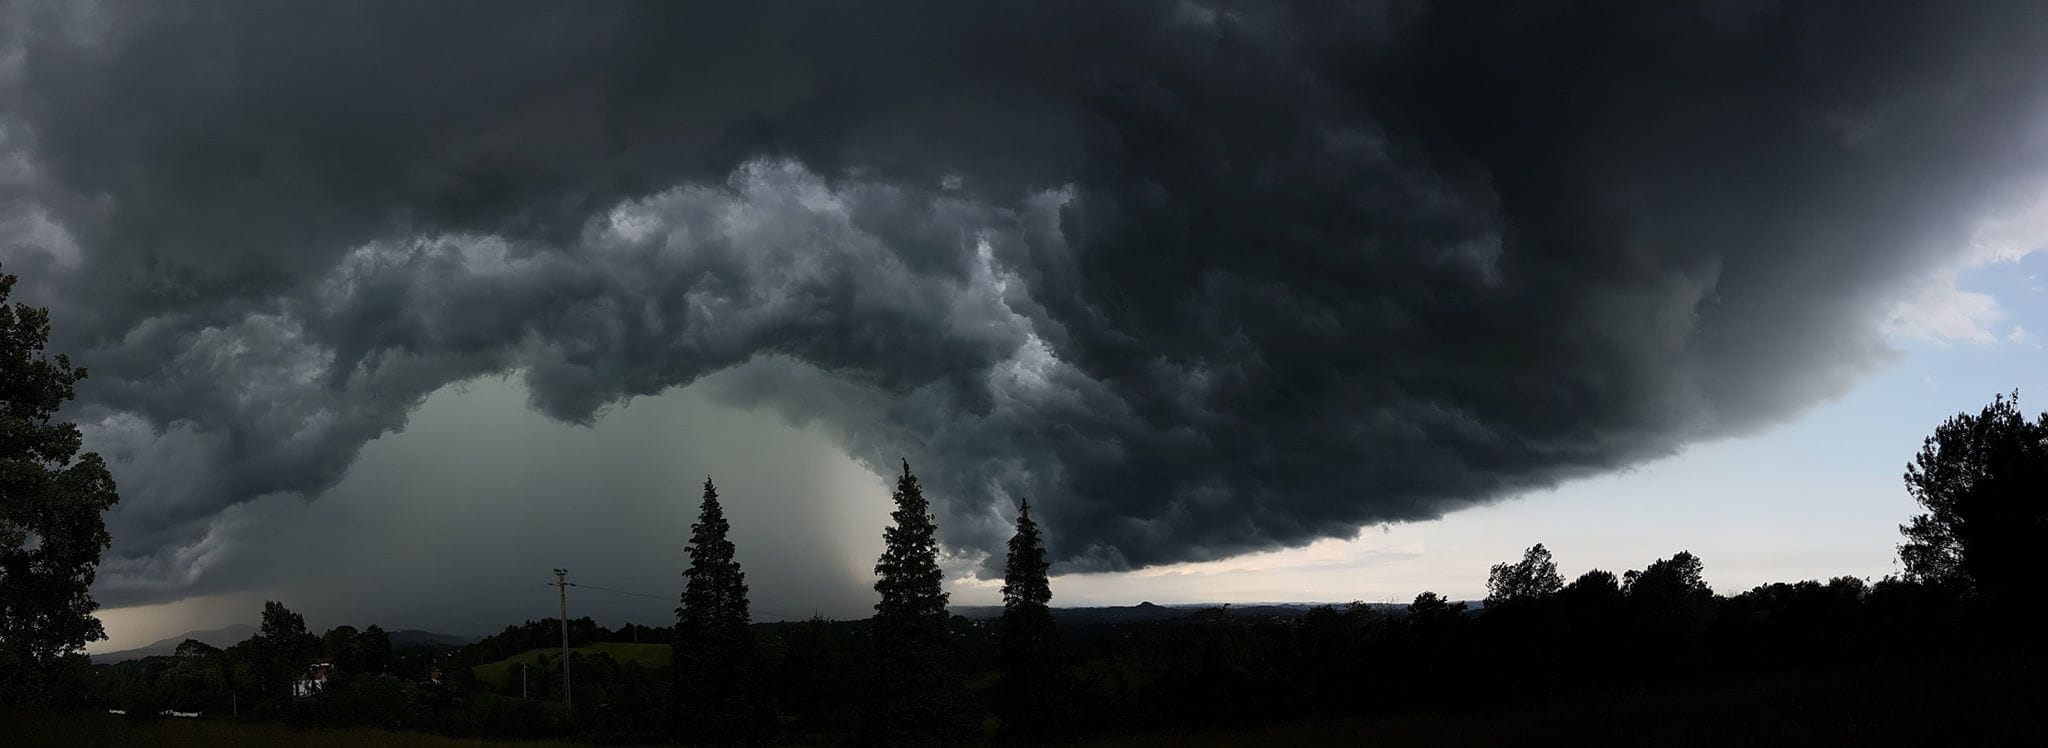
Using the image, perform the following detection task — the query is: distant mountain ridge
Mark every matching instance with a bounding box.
[89,624,475,665]
[89,623,255,665]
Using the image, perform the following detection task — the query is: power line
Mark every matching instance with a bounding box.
[566,582,669,601]
[561,580,815,621]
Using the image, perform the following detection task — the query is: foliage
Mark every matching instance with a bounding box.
[673,477,770,743]
[252,601,318,705]
[319,625,391,676]
[1622,551,1716,661]
[356,625,392,675]
[769,615,859,737]
[997,497,1063,737]
[1899,391,2048,598]
[1001,499,1053,614]
[41,386,2048,744]
[1623,551,1709,601]
[866,460,966,742]
[471,642,670,693]
[1486,543,1564,607]
[0,266,122,704]
[65,543,2039,745]
[1406,591,1467,626]
[1562,569,1623,603]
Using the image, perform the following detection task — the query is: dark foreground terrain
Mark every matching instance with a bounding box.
[10,654,2040,747]
[1104,655,2045,747]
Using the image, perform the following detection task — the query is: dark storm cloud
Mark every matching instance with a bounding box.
[4,0,2047,603]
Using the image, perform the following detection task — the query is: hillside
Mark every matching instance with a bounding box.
[88,624,255,665]
[388,629,476,650]
[472,642,670,690]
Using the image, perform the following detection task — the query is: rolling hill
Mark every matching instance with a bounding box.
[388,629,476,650]
[472,642,671,690]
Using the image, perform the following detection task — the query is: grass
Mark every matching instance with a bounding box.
[471,643,670,691]
[0,706,592,748]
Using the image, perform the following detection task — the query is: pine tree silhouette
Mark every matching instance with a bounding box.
[864,460,962,743]
[997,497,1062,738]
[674,477,769,743]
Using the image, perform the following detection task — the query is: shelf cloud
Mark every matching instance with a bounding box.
[4,1,2047,606]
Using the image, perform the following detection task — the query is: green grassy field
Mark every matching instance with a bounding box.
[471,643,670,691]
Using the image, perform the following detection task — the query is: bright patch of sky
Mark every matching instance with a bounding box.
[1041,250,2048,606]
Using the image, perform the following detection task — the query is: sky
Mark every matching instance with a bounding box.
[83,251,2047,651]
[0,1,2043,651]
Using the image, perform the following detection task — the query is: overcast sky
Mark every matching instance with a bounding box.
[0,1,2043,651]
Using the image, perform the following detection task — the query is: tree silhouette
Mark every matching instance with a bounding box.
[1623,551,1716,667]
[254,601,317,703]
[0,266,122,703]
[1555,569,1628,681]
[674,477,769,743]
[1623,551,1709,602]
[1485,543,1564,608]
[997,497,1061,738]
[1557,568,1627,625]
[1898,391,2048,598]
[322,625,362,674]
[1561,569,1623,604]
[772,615,850,734]
[357,625,392,675]
[1407,591,1467,627]
[865,460,962,743]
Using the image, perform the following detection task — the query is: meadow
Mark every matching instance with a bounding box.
[470,643,670,693]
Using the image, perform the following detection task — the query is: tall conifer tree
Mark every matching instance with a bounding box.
[675,477,768,743]
[865,460,961,742]
[997,498,1061,737]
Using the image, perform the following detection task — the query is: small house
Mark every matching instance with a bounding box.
[292,661,334,698]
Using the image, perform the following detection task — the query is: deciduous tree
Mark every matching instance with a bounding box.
[357,625,392,675]
[1485,543,1564,608]
[0,267,122,703]
[254,601,318,703]
[1898,391,2048,597]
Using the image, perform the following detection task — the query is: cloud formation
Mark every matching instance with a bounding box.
[4,0,2048,605]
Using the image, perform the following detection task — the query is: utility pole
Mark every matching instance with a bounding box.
[520,663,528,699]
[551,568,572,708]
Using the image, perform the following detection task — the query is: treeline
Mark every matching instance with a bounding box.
[9,260,2046,745]
[82,547,2025,743]
[95,602,424,720]
[99,392,2037,744]
[463,392,2033,743]
[93,603,683,739]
